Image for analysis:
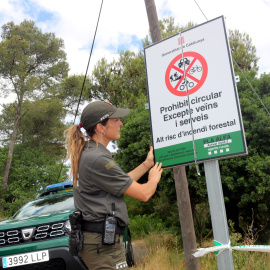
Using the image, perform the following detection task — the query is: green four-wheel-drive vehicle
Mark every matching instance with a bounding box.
[0,182,134,270]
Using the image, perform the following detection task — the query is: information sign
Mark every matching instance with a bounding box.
[144,16,247,168]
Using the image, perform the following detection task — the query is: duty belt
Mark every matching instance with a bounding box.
[82,220,126,234]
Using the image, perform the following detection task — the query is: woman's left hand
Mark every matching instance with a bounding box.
[144,146,155,169]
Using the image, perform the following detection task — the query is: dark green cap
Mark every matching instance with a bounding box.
[80,101,130,130]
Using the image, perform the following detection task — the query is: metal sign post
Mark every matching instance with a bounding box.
[204,160,234,270]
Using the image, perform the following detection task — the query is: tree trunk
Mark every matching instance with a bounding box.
[2,95,24,188]
[144,0,162,43]
[173,166,200,270]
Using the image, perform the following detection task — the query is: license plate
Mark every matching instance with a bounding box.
[2,250,49,268]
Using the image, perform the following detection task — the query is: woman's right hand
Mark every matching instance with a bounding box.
[125,162,163,202]
[148,162,163,184]
[144,146,155,169]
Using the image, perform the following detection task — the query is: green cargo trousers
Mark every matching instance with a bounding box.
[80,231,129,270]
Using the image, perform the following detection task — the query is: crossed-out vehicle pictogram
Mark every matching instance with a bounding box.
[165,52,208,96]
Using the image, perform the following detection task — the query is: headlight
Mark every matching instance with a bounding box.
[65,219,71,234]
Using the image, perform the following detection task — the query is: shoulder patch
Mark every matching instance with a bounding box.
[105,161,116,170]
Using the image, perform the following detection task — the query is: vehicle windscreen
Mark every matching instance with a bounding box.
[13,193,74,219]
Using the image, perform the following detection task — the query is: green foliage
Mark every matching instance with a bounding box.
[152,187,179,229]
[0,144,68,217]
[0,20,72,213]
[193,202,211,245]
[0,96,69,217]
[228,220,243,246]
[0,20,69,97]
[129,214,163,239]
[0,19,70,188]
[0,148,8,179]
[19,99,67,152]
[115,95,152,173]
[160,17,196,39]
[186,164,208,203]
[220,153,270,239]
[216,70,270,239]
[229,29,259,72]
[143,17,196,47]
[50,74,89,111]
[237,72,270,154]
[0,98,68,155]
[87,50,146,109]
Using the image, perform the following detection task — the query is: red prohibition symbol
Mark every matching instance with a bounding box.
[165,51,208,96]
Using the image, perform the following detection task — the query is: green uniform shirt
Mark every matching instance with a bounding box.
[73,140,133,226]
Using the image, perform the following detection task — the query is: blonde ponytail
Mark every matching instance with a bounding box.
[64,125,86,187]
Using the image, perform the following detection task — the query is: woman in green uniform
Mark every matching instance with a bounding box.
[64,100,163,270]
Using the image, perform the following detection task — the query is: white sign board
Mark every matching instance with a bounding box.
[144,16,247,168]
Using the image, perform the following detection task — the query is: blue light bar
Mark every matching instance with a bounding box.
[45,181,73,192]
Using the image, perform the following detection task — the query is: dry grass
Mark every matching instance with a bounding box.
[130,232,270,270]
[131,231,185,270]
[132,246,185,270]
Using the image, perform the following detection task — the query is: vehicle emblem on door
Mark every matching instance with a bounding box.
[21,228,35,240]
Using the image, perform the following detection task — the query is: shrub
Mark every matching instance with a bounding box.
[129,214,163,238]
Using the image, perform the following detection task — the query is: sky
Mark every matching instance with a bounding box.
[0,0,270,107]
